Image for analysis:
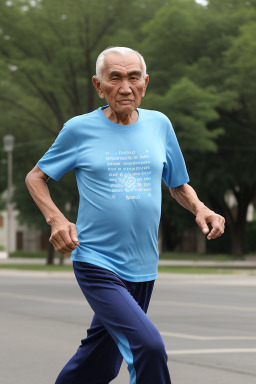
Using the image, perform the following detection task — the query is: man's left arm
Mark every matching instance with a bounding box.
[169,183,225,240]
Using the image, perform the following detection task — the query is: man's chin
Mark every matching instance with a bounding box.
[115,103,138,114]
[118,100,134,106]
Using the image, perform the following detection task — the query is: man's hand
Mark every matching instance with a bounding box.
[169,184,225,240]
[49,216,80,254]
[25,166,80,254]
[195,206,225,240]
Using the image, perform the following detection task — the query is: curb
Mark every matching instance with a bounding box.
[158,260,256,269]
[1,258,256,269]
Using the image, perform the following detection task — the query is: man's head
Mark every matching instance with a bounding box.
[92,47,149,116]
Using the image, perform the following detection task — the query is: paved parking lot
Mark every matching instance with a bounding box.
[0,270,256,384]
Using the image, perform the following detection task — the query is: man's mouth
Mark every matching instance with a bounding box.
[118,100,134,104]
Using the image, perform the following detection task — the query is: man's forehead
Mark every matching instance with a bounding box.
[102,52,143,75]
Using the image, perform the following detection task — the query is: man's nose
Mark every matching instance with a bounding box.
[119,80,132,94]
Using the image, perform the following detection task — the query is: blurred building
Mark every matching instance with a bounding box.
[0,205,48,255]
[170,190,254,254]
[0,190,254,255]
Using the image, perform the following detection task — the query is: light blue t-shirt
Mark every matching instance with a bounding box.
[37,106,189,282]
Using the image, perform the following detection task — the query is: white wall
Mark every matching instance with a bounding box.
[0,209,42,252]
[0,208,17,252]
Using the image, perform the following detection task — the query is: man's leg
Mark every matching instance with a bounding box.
[55,313,123,384]
[71,261,172,384]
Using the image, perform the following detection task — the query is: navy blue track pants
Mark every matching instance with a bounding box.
[55,261,172,384]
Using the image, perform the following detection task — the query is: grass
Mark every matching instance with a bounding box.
[1,251,254,275]
[10,250,50,258]
[0,264,73,272]
[9,250,248,261]
[158,266,234,274]
[0,263,248,274]
[159,252,244,261]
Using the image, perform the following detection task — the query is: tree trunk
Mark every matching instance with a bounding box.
[196,226,206,254]
[208,188,254,257]
[229,222,245,257]
[86,53,94,113]
[46,228,55,265]
[47,242,55,265]
[85,18,94,113]
[158,220,163,254]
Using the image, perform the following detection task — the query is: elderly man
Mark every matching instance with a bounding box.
[25,47,225,384]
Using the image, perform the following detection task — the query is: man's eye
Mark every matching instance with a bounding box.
[130,77,139,81]
[111,77,119,81]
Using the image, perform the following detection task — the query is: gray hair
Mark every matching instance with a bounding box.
[95,46,147,80]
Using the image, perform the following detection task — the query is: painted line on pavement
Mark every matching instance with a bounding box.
[2,293,256,349]
[160,331,256,341]
[1,293,255,314]
[0,292,88,307]
[152,300,256,312]
[166,348,256,355]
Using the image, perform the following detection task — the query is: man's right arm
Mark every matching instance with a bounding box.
[25,165,80,254]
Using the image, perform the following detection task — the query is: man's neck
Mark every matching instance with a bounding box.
[103,107,138,125]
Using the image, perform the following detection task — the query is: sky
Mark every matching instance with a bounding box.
[195,0,208,6]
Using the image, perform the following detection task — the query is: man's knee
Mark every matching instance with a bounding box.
[105,366,120,382]
[141,329,167,361]
[99,353,123,382]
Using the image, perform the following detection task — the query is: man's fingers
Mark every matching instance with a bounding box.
[207,229,221,240]
[207,216,225,240]
[196,211,225,240]
[69,223,80,245]
[59,230,77,252]
[195,217,210,235]
[49,236,66,254]
[207,226,225,240]
[49,220,80,254]
[50,227,78,254]
[202,226,210,234]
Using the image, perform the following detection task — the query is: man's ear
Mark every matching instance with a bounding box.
[142,75,149,97]
[92,76,105,99]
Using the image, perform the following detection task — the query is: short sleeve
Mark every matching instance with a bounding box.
[162,119,190,188]
[37,125,77,181]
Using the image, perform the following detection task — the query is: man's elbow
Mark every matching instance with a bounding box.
[25,170,33,187]
[169,186,180,199]
[169,183,187,199]
[169,187,176,198]
[25,166,49,187]
[25,170,39,191]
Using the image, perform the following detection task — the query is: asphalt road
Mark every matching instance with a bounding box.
[0,270,256,384]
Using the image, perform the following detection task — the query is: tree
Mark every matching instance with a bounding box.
[141,0,256,255]
[0,0,163,262]
[205,21,256,255]
[1,0,255,258]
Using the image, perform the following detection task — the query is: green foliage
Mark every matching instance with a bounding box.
[158,266,235,274]
[0,264,73,271]
[0,194,6,211]
[0,0,163,230]
[159,251,238,261]
[144,0,256,254]
[144,77,223,153]
[244,221,256,254]
[0,0,255,255]
[10,250,47,258]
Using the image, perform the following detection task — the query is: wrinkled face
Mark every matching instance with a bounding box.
[93,52,149,115]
